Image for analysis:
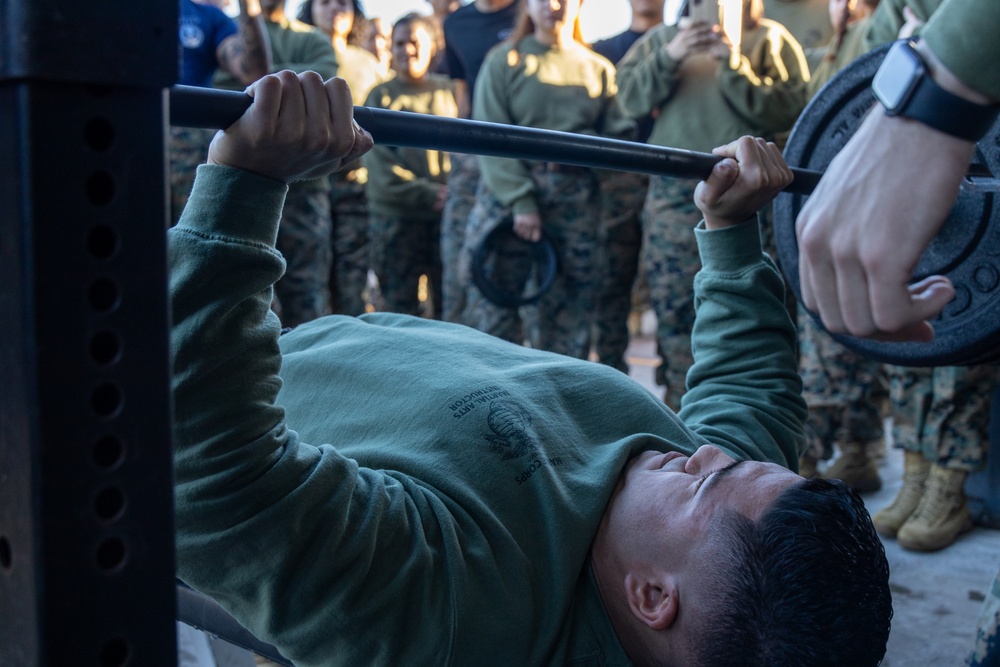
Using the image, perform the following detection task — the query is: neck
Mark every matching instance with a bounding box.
[265,5,285,21]
[629,14,662,33]
[534,23,574,47]
[474,0,515,13]
[589,536,651,666]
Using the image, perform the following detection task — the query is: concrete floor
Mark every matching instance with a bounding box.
[625,325,1000,667]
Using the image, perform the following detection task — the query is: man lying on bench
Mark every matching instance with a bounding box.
[170,70,891,667]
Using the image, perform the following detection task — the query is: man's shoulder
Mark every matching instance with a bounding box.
[445,1,518,32]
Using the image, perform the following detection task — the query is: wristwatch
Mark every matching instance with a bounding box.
[872,39,999,142]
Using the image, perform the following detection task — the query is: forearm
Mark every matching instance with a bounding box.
[615,34,682,120]
[679,218,805,468]
[219,0,271,85]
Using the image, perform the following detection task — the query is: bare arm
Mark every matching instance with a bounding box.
[216,0,272,85]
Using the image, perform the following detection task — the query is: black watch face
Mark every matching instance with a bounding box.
[873,42,924,111]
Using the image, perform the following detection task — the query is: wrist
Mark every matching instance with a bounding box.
[702,212,753,230]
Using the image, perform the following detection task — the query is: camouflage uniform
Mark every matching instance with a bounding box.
[441,152,480,324]
[970,569,1000,666]
[369,212,442,318]
[592,169,646,373]
[273,177,333,328]
[798,312,887,461]
[888,365,995,472]
[328,167,370,316]
[464,163,599,360]
[642,176,701,411]
[169,126,216,227]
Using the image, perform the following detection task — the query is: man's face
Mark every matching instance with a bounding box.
[630,0,665,20]
[259,0,283,15]
[605,445,800,566]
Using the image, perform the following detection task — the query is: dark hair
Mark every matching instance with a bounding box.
[392,11,441,53]
[694,478,892,667]
[297,0,368,45]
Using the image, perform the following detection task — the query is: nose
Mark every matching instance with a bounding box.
[684,445,734,476]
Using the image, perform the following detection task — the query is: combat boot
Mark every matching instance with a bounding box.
[823,441,882,493]
[897,465,974,552]
[872,451,930,538]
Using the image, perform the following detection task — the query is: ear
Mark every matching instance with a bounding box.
[624,572,680,631]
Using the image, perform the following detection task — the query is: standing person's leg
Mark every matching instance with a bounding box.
[799,313,886,489]
[593,169,646,372]
[896,365,995,551]
[642,176,700,412]
[369,212,425,316]
[462,181,529,345]
[531,166,600,360]
[424,214,444,320]
[330,167,370,316]
[273,177,334,327]
[441,152,480,324]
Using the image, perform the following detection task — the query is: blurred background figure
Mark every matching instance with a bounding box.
[464,0,635,358]
[214,0,337,326]
[438,0,519,324]
[362,16,395,79]
[425,0,461,71]
[171,0,270,226]
[587,0,664,374]
[299,0,389,316]
[616,0,809,410]
[364,13,458,316]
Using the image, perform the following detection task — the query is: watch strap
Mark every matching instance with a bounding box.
[903,69,1000,142]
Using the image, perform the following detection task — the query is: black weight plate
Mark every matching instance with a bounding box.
[774,42,1000,367]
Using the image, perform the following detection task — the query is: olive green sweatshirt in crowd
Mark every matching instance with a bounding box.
[865,0,1000,101]
[363,75,458,219]
[808,17,873,98]
[473,36,636,216]
[169,164,804,666]
[616,20,810,153]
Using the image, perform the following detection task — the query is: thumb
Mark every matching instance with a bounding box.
[702,158,740,200]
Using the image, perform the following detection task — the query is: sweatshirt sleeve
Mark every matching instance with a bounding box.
[677,217,806,470]
[615,25,685,121]
[472,47,539,215]
[170,165,451,666]
[717,24,811,134]
[922,0,1000,101]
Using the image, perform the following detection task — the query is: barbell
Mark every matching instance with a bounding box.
[168,42,1000,366]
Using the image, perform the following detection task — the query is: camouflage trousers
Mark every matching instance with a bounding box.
[798,312,887,460]
[369,212,442,318]
[440,152,479,324]
[888,365,996,471]
[329,168,370,316]
[643,176,701,411]
[273,177,333,328]
[591,170,647,373]
[168,126,216,227]
[463,164,599,359]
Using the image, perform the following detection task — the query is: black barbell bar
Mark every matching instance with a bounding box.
[169,84,823,195]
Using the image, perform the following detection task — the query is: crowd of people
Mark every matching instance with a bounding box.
[172,0,999,664]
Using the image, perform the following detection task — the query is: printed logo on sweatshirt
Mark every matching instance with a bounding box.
[484,399,539,462]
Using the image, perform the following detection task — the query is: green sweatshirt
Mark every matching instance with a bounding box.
[764,0,834,50]
[616,20,810,153]
[214,15,338,90]
[362,75,458,218]
[473,36,636,215]
[169,165,805,666]
[337,43,386,106]
[865,0,1000,101]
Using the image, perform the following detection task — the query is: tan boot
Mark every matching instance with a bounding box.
[897,465,974,552]
[823,441,882,493]
[872,451,931,538]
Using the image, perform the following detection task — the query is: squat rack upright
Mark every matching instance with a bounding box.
[1,2,178,664]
